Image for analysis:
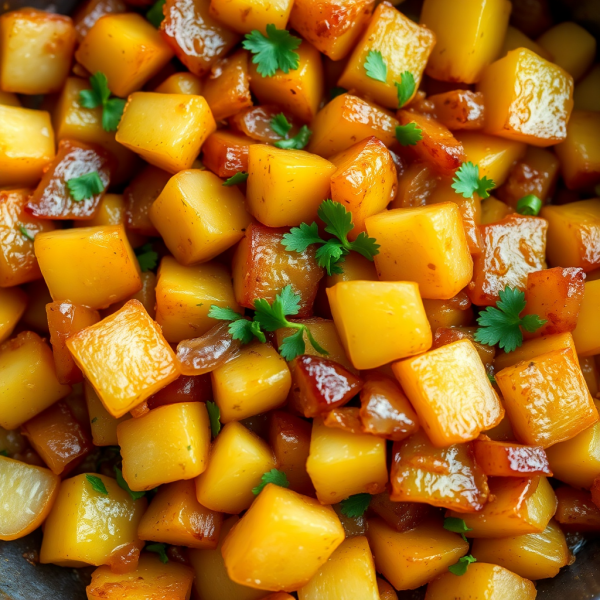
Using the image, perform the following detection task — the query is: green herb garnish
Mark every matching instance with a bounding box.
[252,469,289,495]
[242,25,301,77]
[79,72,126,132]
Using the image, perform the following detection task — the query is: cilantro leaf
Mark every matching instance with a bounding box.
[516,194,542,216]
[206,401,221,438]
[274,125,312,150]
[79,73,125,132]
[395,71,416,108]
[134,243,158,272]
[443,517,472,542]
[270,113,292,138]
[242,25,301,77]
[223,172,249,186]
[86,474,108,495]
[331,86,347,100]
[395,123,423,146]
[146,0,166,28]
[340,493,371,518]
[304,328,329,356]
[474,286,546,353]
[0,449,8,457]
[452,161,495,199]
[19,225,34,241]
[318,199,353,242]
[351,232,381,261]
[103,98,126,132]
[229,318,263,344]
[315,240,345,275]
[114,467,145,500]
[279,328,306,361]
[281,222,324,252]
[487,372,496,384]
[146,543,168,563]
[364,50,387,83]
[448,555,476,576]
[277,284,301,316]
[66,171,105,202]
[208,305,244,321]
[252,468,290,495]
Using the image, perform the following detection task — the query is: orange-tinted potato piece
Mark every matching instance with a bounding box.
[422,291,474,331]
[232,224,324,318]
[468,214,548,306]
[522,267,585,338]
[554,487,600,532]
[21,401,92,475]
[123,165,169,236]
[473,437,552,477]
[147,374,212,410]
[369,490,436,533]
[229,105,301,143]
[201,129,256,178]
[359,373,420,442]
[322,407,363,434]
[390,431,489,513]
[432,327,495,367]
[46,301,101,385]
[390,162,436,209]
[427,91,485,131]
[72,0,126,42]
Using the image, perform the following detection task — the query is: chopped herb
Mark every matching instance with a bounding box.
[452,161,495,200]
[242,25,301,77]
[340,493,371,518]
[114,467,145,500]
[66,171,105,202]
[281,199,380,275]
[146,0,166,28]
[206,401,221,438]
[443,517,472,542]
[448,555,477,576]
[274,125,312,150]
[223,172,249,186]
[0,450,8,457]
[146,543,168,563]
[516,194,542,216]
[91,417,98,424]
[395,122,423,146]
[487,372,496,385]
[19,225,34,241]
[330,86,347,100]
[270,113,292,138]
[187,445,192,451]
[252,468,289,495]
[364,50,387,83]
[395,71,416,108]
[86,474,108,495]
[135,243,158,272]
[474,286,546,353]
[79,72,126,132]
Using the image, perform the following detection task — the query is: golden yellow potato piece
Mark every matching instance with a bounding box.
[481,197,512,225]
[155,256,239,343]
[150,170,250,265]
[421,0,511,84]
[0,105,55,187]
[0,331,70,430]
[477,48,574,146]
[212,342,291,423]
[0,456,60,541]
[222,483,345,592]
[574,64,600,111]
[0,287,27,343]
[425,563,537,600]
[35,224,141,310]
[87,555,195,600]
[325,252,378,288]
[298,536,379,600]
[75,13,173,97]
[117,93,215,173]
[367,517,468,591]
[471,520,570,580]
[0,9,75,94]
[500,25,552,61]
[328,280,431,370]
[247,145,335,227]
[118,402,210,491]
[155,72,203,95]
[209,0,293,34]
[195,421,276,514]
[338,2,435,109]
[306,417,387,504]
[40,473,146,567]
[83,381,130,447]
[67,300,179,418]
[366,203,473,300]
[393,339,503,447]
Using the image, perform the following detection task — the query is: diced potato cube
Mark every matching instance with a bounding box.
[393,339,503,446]
[421,0,511,84]
[150,170,250,265]
[123,165,168,236]
[367,517,468,591]
[118,402,210,491]
[67,300,179,418]
[72,0,126,42]
[481,197,512,225]
[428,90,486,131]
[471,520,570,580]
[0,287,27,343]
[477,48,574,146]
[84,381,130,447]
[35,225,141,309]
[212,342,291,423]
[366,203,473,300]
[87,555,195,600]
[201,129,256,178]
[327,281,431,369]
[338,3,435,109]
[555,486,600,532]
[473,437,552,477]
[422,291,473,331]
[161,0,239,76]
[75,13,173,97]
[0,106,55,187]
[306,417,387,504]
[432,326,495,367]
[496,347,598,448]
[0,9,76,94]
[209,0,293,34]
[230,105,302,143]
[155,72,203,95]
[195,421,276,514]
[500,25,552,60]
[0,456,60,541]
[117,93,216,173]
[298,536,379,600]
[0,332,71,430]
[155,256,239,343]
[222,484,345,591]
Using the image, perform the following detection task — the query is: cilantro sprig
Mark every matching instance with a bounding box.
[134,243,158,272]
[443,517,472,542]
[223,172,249,186]
[474,286,546,353]
[449,555,477,576]
[252,469,289,495]
[361,52,415,107]
[243,24,301,77]
[206,401,221,438]
[146,0,165,28]
[395,71,416,108]
[364,50,387,83]
[0,449,9,457]
[208,286,328,361]
[146,543,168,563]
[395,122,423,146]
[114,467,145,500]
[19,225,35,242]
[282,200,379,275]
[66,171,105,202]
[340,493,371,518]
[86,474,108,495]
[452,162,495,200]
[270,113,311,150]
[79,72,126,132]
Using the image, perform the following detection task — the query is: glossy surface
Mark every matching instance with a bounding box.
[369,491,434,532]
[474,437,552,477]
[0,287,27,343]
[230,105,301,143]
[84,381,130,446]
[72,0,126,42]
[209,0,293,34]
[428,90,486,131]
[554,486,600,532]
[123,166,167,236]
[201,129,256,178]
